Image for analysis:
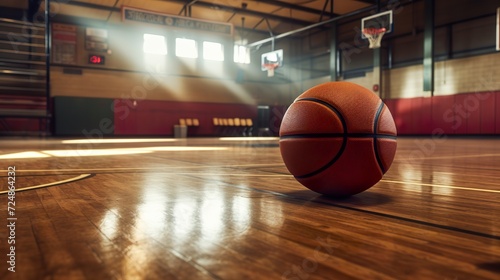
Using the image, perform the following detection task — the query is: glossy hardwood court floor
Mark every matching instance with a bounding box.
[0,136,499,279]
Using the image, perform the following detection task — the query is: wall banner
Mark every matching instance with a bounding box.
[122,6,233,35]
[52,23,77,64]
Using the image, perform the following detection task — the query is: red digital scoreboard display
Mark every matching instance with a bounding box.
[89,55,105,65]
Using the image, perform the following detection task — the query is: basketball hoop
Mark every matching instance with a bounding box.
[263,63,279,77]
[362,27,386,49]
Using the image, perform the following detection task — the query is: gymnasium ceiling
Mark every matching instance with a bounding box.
[28,0,376,36]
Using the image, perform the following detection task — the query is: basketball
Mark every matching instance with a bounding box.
[279,81,397,197]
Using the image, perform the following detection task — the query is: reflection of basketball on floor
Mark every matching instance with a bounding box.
[279,81,397,197]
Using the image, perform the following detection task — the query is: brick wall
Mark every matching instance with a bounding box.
[376,52,500,99]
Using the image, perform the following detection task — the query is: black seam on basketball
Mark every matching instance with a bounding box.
[292,97,348,179]
[280,133,397,139]
[373,101,386,173]
[280,133,343,139]
[369,134,397,139]
[296,97,349,132]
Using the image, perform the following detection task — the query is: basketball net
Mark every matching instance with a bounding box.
[362,27,386,49]
[263,63,279,77]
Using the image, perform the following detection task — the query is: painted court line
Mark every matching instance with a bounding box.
[0,174,93,194]
[3,168,497,194]
[0,163,285,174]
[165,173,291,177]
[394,153,500,161]
[381,179,500,193]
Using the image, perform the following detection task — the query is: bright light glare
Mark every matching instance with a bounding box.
[0,146,229,159]
[200,187,224,241]
[44,148,152,157]
[143,34,167,55]
[176,38,198,58]
[267,53,278,62]
[232,195,250,234]
[61,139,178,144]
[203,41,224,61]
[149,147,228,151]
[135,189,167,239]
[0,151,50,159]
[44,147,228,157]
[234,44,250,64]
[99,209,119,241]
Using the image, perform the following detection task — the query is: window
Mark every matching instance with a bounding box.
[176,38,198,58]
[234,44,250,64]
[143,34,167,55]
[203,41,224,61]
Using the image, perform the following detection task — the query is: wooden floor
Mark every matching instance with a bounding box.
[0,136,499,279]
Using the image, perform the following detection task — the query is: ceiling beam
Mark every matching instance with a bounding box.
[355,0,378,4]
[251,0,338,18]
[178,0,200,16]
[64,1,120,12]
[158,0,315,26]
[247,5,375,47]
[66,0,316,27]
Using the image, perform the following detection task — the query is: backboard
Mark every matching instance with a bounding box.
[261,49,283,70]
[361,10,393,39]
[261,49,283,77]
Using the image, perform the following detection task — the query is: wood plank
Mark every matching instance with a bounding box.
[0,137,499,279]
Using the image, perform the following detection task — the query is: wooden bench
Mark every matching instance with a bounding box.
[179,118,199,127]
[212,117,254,136]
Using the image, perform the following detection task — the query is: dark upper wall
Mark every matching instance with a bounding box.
[290,0,499,79]
[1,0,499,104]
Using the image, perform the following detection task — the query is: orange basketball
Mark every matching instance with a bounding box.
[279,81,397,197]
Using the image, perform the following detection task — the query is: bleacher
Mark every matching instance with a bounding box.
[0,17,50,136]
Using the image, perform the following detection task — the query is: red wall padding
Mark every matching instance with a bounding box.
[432,95,455,135]
[113,99,257,136]
[387,99,411,134]
[385,91,500,135]
[5,91,500,136]
[478,92,495,134]
[0,119,42,132]
[496,93,500,134]
[0,96,47,133]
